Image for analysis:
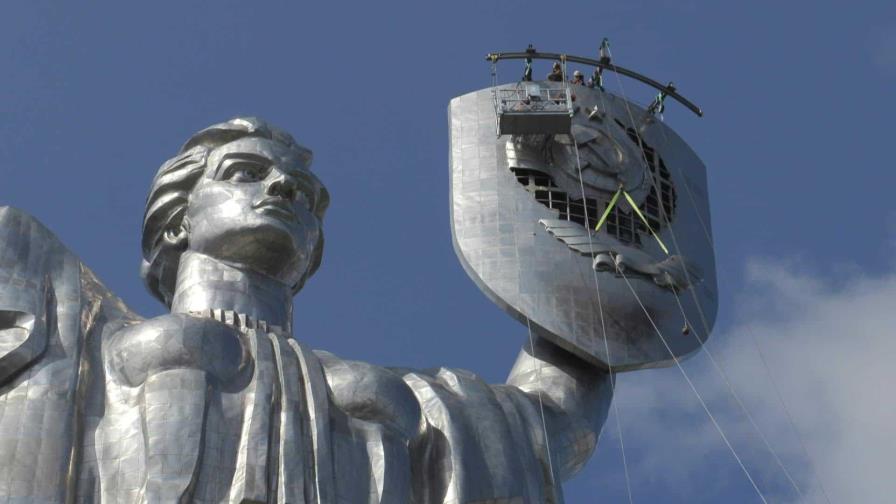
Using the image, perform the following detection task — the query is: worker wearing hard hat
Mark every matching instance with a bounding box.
[571,70,586,86]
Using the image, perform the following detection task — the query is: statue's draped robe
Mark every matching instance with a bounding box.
[0,207,609,503]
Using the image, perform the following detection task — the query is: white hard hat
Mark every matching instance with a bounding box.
[573,70,583,77]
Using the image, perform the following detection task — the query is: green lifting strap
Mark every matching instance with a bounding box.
[623,190,670,255]
[593,188,622,232]
[594,188,670,255]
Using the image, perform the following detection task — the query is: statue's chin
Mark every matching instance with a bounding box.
[190,232,305,285]
[219,245,306,286]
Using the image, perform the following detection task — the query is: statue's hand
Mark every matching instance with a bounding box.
[106,313,247,387]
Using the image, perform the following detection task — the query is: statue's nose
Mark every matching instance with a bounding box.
[266,172,298,201]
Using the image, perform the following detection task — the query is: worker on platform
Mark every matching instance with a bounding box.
[571,70,586,86]
[547,61,563,82]
[587,69,604,90]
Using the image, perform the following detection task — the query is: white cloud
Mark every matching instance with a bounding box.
[601,258,896,503]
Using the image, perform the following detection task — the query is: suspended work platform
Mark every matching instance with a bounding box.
[497,83,573,135]
[487,46,703,138]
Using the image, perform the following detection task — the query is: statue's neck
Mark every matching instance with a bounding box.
[170,251,293,333]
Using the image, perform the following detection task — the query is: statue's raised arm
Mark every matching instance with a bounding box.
[0,75,716,503]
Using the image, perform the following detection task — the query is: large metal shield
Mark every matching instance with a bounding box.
[448,83,718,371]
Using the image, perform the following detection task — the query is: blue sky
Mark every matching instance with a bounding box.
[2,1,894,502]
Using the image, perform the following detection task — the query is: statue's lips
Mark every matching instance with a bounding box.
[252,198,295,222]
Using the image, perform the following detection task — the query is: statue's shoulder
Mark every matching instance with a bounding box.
[0,206,65,268]
[106,313,246,387]
[0,205,49,230]
[0,205,141,324]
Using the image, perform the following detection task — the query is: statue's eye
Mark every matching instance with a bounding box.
[223,161,267,183]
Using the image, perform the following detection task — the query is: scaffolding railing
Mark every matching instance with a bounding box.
[497,83,573,135]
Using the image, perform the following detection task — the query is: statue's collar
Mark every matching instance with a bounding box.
[189,308,289,337]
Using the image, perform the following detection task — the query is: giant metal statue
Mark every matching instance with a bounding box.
[0,47,716,503]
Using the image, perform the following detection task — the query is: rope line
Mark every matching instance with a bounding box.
[671,292,804,497]
[489,65,557,494]
[491,59,500,137]
[570,68,641,501]
[746,325,835,504]
[601,45,769,503]
[604,42,833,502]
[643,69,833,504]
[644,112,814,501]
[661,122,831,503]
[525,316,558,493]
[491,50,822,503]
[616,267,769,504]
[570,131,635,503]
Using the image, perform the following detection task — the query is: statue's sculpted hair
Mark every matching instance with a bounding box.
[141,117,329,306]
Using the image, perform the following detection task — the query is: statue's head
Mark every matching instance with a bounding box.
[141,117,329,307]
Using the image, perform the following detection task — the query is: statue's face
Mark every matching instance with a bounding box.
[185,137,321,288]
